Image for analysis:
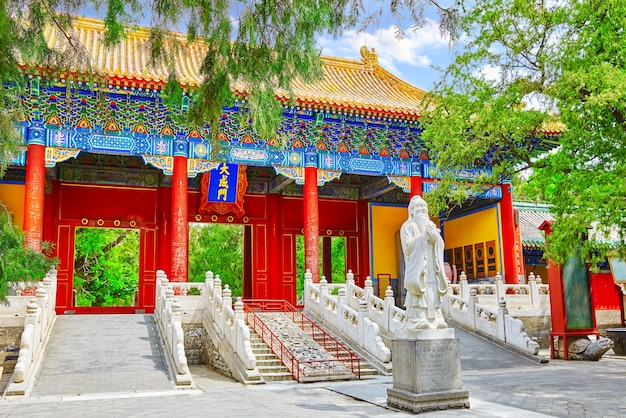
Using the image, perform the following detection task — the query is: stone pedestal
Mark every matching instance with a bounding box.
[387,328,470,414]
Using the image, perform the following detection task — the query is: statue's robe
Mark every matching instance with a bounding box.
[400,219,448,327]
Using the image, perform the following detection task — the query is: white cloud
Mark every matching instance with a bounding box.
[474,64,501,83]
[316,18,448,80]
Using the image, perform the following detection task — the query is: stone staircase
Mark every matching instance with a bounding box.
[248,330,293,382]
[247,313,379,383]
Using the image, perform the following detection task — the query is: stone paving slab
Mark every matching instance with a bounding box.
[29,314,172,397]
[3,315,626,417]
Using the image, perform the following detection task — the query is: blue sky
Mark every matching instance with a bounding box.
[78,3,456,92]
[316,17,455,92]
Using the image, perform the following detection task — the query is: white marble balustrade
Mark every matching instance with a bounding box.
[6,269,58,396]
[305,269,543,359]
[153,270,256,385]
[303,270,393,364]
[154,271,193,386]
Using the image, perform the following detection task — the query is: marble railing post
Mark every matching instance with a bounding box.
[468,289,477,330]
[337,287,346,324]
[319,276,328,321]
[497,297,508,341]
[223,285,232,308]
[357,298,368,347]
[459,271,469,298]
[164,286,175,331]
[528,272,540,306]
[232,297,245,362]
[495,272,505,301]
[346,269,355,286]
[363,276,373,300]
[205,271,214,296]
[213,275,222,321]
[35,286,47,342]
[383,286,395,332]
[171,299,189,375]
[345,270,355,308]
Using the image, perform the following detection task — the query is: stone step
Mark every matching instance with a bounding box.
[255,358,283,367]
[257,364,292,374]
[248,327,293,383]
[260,371,294,382]
[254,352,279,360]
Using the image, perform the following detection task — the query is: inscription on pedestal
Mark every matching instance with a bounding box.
[388,336,469,413]
[393,338,462,393]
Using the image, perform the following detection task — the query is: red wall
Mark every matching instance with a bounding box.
[48,182,369,311]
[49,181,161,314]
[590,272,621,310]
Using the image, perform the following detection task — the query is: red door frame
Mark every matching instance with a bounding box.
[50,182,160,314]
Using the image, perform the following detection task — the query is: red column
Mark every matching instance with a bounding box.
[500,183,519,284]
[23,142,46,252]
[267,194,281,299]
[304,166,320,282]
[357,199,371,286]
[410,176,423,199]
[157,186,171,275]
[170,156,188,282]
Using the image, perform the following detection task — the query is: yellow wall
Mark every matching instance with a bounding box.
[0,183,25,230]
[443,205,501,274]
[370,204,406,280]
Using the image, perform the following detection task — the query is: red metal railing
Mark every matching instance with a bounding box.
[242,299,361,382]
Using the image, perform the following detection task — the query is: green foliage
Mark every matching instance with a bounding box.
[0,203,56,302]
[423,0,626,264]
[73,227,139,307]
[0,1,457,172]
[295,235,346,300]
[188,223,243,296]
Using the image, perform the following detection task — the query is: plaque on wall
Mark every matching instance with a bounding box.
[199,163,248,217]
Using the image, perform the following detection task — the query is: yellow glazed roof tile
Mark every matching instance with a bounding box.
[40,17,426,118]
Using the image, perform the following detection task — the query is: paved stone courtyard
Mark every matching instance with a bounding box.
[1,314,625,417]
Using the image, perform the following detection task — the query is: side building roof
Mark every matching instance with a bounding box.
[514,202,554,249]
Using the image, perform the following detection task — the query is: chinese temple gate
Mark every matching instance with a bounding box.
[0,17,541,314]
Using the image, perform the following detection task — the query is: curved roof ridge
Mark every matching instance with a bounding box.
[37,16,425,118]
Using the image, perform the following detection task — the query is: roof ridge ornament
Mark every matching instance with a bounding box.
[360,46,378,69]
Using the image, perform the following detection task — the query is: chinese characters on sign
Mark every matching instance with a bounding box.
[208,163,239,203]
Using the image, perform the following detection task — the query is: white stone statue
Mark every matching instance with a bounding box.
[400,195,448,330]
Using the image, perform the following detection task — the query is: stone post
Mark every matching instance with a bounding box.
[320,276,328,321]
[357,298,368,347]
[213,275,222,294]
[384,286,395,333]
[346,270,355,308]
[459,271,469,299]
[223,284,232,308]
[495,272,505,301]
[303,269,313,314]
[337,287,346,328]
[164,286,174,332]
[233,297,244,350]
[364,276,373,300]
[468,288,477,331]
[213,275,223,331]
[528,272,539,306]
[497,297,508,341]
[35,287,47,341]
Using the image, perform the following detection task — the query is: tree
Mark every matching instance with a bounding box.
[0,0,458,176]
[73,227,139,306]
[421,0,626,265]
[188,223,244,296]
[0,203,56,302]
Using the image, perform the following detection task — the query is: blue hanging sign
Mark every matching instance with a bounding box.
[207,163,239,203]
